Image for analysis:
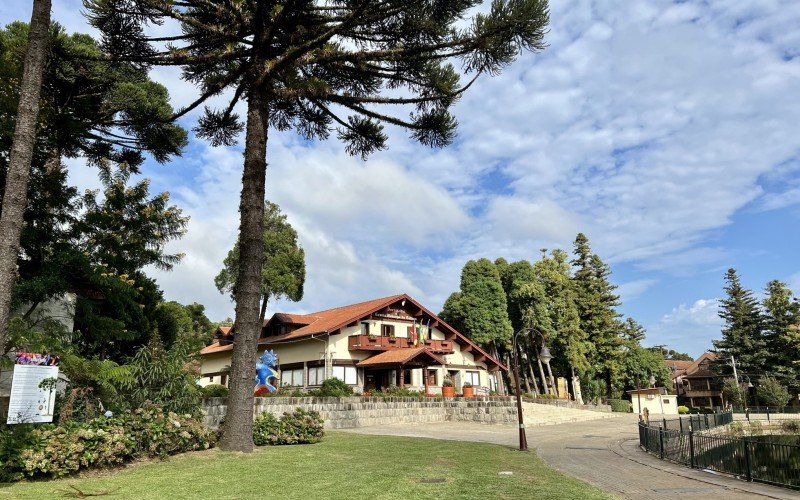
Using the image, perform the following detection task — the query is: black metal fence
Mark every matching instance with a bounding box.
[638,412,800,490]
[732,406,800,421]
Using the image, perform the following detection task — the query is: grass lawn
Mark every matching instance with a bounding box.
[0,432,611,499]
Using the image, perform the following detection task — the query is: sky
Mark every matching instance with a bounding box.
[2,0,800,358]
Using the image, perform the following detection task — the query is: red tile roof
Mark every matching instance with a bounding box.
[356,347,444,368]
[199,342,233,355]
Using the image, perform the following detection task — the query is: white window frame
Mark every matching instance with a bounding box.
[332,366,357,385]
[281,368,304,387]
[307,366,325,386]
[466,370,480,386]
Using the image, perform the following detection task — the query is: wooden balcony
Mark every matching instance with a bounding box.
[684,389,721,398]
[348,335,454,354]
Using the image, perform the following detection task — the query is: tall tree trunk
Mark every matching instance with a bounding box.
[258,295,269,325]
[218,89,269,453]
[490,342,507,395]
[571,366,584,405]
[0,0,51,358]
[526,358,540,395]
[604,368,612,400]
[536,354,549,395]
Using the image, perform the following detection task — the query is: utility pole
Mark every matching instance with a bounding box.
[731,355,740,386]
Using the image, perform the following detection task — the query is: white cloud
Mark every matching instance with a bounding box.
[646,298,723,356]
[617,279,658,303]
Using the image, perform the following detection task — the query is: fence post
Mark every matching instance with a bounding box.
[704,414,709,429]
[712,413,717,427]
[663,418,667,431]
[679,417,683,433]
[689,430,695,469]
[766,407,770,423]
[644,425,649,451]
[659,428,665,460]
[743,439,752,482]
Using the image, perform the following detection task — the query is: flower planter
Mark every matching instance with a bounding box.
[463,386,475,398]
[442,386,455,398]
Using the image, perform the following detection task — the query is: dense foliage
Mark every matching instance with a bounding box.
[0,405,215,481]
[252,408,324,446]
[607,399,632,413]
[310,378,354,398]
[201,384,230,399]
[215,201,305,323]
[440,234,665,403]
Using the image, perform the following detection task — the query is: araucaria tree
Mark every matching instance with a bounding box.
[761,280,800,399]
[0,0,51,357]
[87,0,550,451]
[215,201,305,324]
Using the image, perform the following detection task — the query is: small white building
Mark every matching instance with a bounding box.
[628,387,678,416]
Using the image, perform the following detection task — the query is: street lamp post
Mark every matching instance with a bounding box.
[511,328,530,452]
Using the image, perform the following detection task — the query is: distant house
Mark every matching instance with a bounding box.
[199,294,506,394]
[668,352,724,409]
[628,387,678,415]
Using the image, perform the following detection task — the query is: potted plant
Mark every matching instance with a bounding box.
[462,381,475,398]
[368,333,377,342]
[442,376,455,398]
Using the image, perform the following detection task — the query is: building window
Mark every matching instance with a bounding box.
[361,322,370,336]
[381,324,394,337]
[466,371,480,386]
[281,368,304,387]
[332,366,357,385]
[402,369,411,385]
[663,399,670,404]
[308,366,326,386]
[426,369,438,386]
[489,373,497,392]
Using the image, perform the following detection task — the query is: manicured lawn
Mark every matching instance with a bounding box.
[0,432,611,499]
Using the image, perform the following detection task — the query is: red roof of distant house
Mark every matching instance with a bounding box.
[199,294,506,371]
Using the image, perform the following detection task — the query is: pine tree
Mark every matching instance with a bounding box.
[533,250,590,398]
[762,280,800,398]
[87,0,550,452]
[571,233,623,398]
[621,317,646,347]
[713,269,767,376]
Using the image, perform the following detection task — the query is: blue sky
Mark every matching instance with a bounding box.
[3,1,800,358]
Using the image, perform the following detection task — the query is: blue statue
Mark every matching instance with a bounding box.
[255,350,278,395]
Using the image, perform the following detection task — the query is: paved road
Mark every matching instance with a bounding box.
[342,416,797,499]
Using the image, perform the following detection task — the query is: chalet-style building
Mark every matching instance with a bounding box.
[669,352,723,408]
[199,294,506,394]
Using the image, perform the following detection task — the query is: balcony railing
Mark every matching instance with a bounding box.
[348,335,454,354]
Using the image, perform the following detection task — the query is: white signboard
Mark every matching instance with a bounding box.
[7,364,59,424]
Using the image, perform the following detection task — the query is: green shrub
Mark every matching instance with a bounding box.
[253,408,324,446]
[0,425,41,482]
[677,405,689,414]
[780,420,800,434]
[535,394,559,400]
[607,399,632,413]
[7,404,216,479]
[728,421,744,437]
[370,387,423,398]
[748,420,763,436]
[310,378,353,397]
[201,384,229,398]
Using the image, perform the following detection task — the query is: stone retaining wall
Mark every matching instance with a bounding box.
[202,396,517,429]
[522,398,612,412]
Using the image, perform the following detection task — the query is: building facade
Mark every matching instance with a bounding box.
[669,352,724,409]
[199,294,506,394]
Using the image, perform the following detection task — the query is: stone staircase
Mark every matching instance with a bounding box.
[522,401,621,427]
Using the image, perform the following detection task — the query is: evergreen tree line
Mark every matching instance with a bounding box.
[440,233,669,402]
[714,268,800,406]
